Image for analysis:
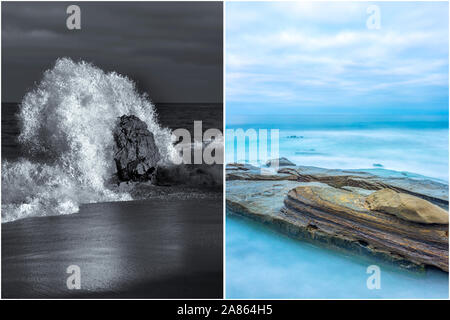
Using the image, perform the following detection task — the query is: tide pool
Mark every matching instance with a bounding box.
[226,215,449,299]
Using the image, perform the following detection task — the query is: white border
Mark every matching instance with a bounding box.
[0,0,449,301]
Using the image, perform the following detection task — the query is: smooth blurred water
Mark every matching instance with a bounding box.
[226,114,448,298]
[226,114,449,181]
[226,215,449,299]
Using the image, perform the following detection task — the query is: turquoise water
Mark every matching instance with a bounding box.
[226,114,449,298]
[226,115,449,181]
[226,215,449,299]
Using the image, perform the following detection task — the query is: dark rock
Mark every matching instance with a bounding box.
[113,115,160,181]
[155,164,223,190]
[373,163,384,168]
[265,157,296,167]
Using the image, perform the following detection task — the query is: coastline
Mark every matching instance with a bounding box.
[226,161,449,273]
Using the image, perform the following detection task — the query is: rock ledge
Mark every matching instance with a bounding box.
[226,161,449,272]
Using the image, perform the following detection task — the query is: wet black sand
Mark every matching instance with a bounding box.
[2,198,223,298]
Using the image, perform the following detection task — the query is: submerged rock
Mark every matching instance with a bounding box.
[365,189,449,224]
[113,115,160,181]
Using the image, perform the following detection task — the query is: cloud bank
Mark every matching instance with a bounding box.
[226,1,448,114]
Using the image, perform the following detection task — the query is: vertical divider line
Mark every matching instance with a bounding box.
[222,0,227,301]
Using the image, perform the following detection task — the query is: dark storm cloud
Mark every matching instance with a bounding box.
[2,1,223,102]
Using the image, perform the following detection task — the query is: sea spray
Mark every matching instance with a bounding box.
[2,58,177,222]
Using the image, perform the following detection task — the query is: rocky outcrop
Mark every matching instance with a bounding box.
[113,115,160,181]
[227,163,448,207]
[226,163,297,181]
[155,163,222,190]
[226,161,449,272]
[284,185,448,271]
[365,189,449,224]
[278,166,449,207]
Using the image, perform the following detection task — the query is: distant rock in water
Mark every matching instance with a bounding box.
[372,163,384,168]
[113,115,161,181]
[365,188,449,224]
[265,157,296,167]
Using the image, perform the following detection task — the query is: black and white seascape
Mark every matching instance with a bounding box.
[1,2,223,298]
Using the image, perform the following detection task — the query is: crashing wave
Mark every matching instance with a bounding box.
[2,58,178,222]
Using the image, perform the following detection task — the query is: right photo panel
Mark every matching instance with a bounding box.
[225,1,449,299]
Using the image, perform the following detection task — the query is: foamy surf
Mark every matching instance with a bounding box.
[1,58,178,223]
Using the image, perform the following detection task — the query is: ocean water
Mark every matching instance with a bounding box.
[225,113,449,298]
[1,58,222,222]
[226,215,448,299]
[3,198,223,298]
[226,114,449,181]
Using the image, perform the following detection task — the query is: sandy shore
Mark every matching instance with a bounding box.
[2,198,223,298]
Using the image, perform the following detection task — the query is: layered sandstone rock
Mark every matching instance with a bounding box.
[365,188,448,224]
[226,162,449,272]
[284,185,448,271]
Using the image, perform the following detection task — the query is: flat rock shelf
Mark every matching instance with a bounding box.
[226,162,449,272]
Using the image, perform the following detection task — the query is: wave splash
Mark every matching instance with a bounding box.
[2,58,177,222]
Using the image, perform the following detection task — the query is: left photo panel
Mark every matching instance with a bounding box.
[1,1,223,298]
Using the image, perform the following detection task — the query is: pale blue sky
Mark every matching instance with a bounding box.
[226,1,449,115]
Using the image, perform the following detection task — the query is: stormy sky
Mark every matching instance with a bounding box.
[2,1,223,103]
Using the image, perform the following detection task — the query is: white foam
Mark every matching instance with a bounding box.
[2,58,177,222]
